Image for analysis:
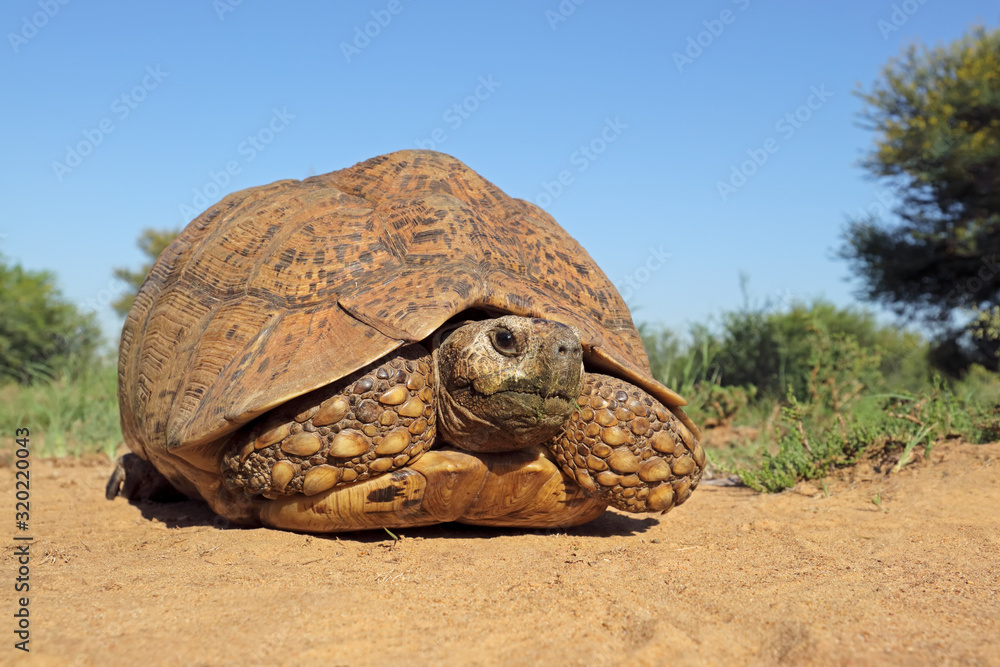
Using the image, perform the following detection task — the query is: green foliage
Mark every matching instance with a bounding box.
[112,227,180,317]
[840,26,1000,368]
[643,296,931,403]
[640,294,1000,493]
[0,358,121,458]
[0,255,103,384]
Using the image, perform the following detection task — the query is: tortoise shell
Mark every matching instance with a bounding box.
[118,150,693,495]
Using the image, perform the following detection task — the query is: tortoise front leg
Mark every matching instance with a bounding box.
[549,373,706,514]
[221,344,436,499]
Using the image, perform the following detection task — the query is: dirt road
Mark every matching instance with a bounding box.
[4,440,998,666]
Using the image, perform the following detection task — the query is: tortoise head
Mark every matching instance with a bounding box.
[433,315,584,453]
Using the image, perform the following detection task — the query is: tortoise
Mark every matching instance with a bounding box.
[108,149,705,533]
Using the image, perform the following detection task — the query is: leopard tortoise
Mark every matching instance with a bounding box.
[108,149,705,533]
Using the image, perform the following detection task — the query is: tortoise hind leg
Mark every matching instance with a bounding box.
[549,373,706,514]
[105,453,188,503]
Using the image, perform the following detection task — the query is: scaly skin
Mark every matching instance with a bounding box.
[222,344,436,498]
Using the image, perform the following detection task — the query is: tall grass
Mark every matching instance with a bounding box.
[0,358,121,459]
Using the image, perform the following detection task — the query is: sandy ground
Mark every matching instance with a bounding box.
[3,440,999,667]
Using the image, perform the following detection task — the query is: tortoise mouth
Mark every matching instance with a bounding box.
[460,390,575,452]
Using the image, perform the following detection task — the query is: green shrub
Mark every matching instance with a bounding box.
[0,255,102,384]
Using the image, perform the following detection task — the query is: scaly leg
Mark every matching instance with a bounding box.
[548,373,706,514]
[222,344,436,499]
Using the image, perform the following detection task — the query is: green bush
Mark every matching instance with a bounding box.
[0,255,102,384]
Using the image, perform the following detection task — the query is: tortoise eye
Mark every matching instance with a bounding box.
[490,328,518,356]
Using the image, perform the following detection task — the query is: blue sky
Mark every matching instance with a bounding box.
[2,1,997,342]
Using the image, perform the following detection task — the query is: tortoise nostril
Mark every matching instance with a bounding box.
[557,345,568,356]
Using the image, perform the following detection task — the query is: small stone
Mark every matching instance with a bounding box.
[393,454,410,466]
[271,461,295,492]
[255,422,289,449]
[647,483,674,511]
[313,396,350,426]
[329,430,370,458]
[595,471,620,487]
[363,424,378,437]
[406,373,425,390]
[672,456,696,477]
[650,431,676,454]
[590,396,607,410]
[622,487,636,498]
[378,411,398,426]
[369,458,394,473]
[303,466,341,495]
[398,397,425,418]
[585,423,601,438]
[354,377,374,394]
[601,426,628,447]
[341,468,358,483]
[376,367,390,379]
[607,447,641,473]
[408,418,428,435]
[379,385,408,405]
[615,390,629,403]
[586,455,608,472]
[579,407,595,422]
[281,432,323,457]
[419,386,434,403]
[638,458,672,483]
[375,428,411,455]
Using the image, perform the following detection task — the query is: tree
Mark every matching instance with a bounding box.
[112,227,180,317]
[840,26,1000,369]
[0,255,103,384]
